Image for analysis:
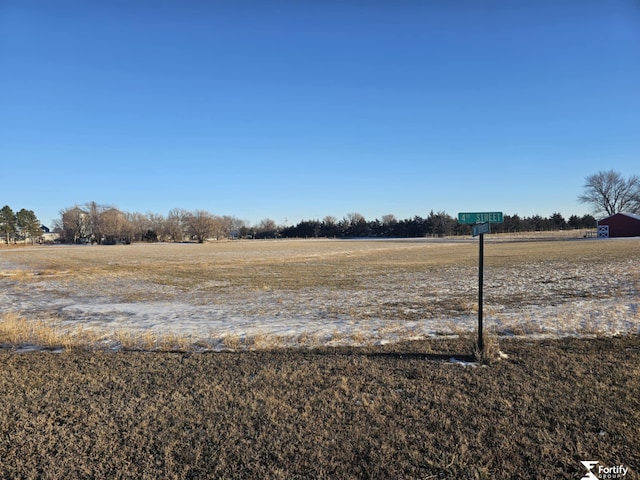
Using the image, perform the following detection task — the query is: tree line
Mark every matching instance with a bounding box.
[5,169,636,244]
[57,203,245,244]
[0,202,599,246]
[0,205,43,244]
[278,211,597,239]
[51,203,597,244]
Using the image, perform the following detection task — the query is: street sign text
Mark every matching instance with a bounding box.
[457,212,504,224]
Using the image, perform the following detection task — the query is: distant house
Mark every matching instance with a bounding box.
[39,225,60,243]
[597,213,640,238]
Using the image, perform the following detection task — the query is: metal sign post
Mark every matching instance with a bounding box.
[475,223,488,351]
[458,213,503,352]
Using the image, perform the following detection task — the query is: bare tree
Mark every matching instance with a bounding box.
[127,212,149,242]
[381,214,397,226]
[346,212,365,225]
[100,208,131,244]
[210,215,240,240]
[256,218,278,238]
[579,170,640,216]
[323,215,337,226]
[87,201,103,243]
[147,212,167,241]
[186,210,217,243]
[60,206,91,243]
[167,208,190,242]
[220,215,245,239]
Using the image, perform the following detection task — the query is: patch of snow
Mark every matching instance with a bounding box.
[1,248,639,351]
[449,357,477,367]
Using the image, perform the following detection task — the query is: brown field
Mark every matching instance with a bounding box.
[2,236,636,290]
[1,237,639,350]
[0,238,639,478]
[0,336,638,479]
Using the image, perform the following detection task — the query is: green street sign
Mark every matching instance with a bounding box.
[457,212,504,225]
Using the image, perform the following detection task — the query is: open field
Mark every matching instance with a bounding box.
[1,239,639,478]
[0,336,638,479]
[1,237,639,350]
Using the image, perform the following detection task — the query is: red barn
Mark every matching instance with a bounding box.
[597,213,640,238]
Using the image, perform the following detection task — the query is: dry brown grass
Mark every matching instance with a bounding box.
[4,238,636,292]
[0,312,210,352]
[0,311,86,350]
[1,238,638,350]
[0,336,637,479]
[473,331,503,365]
[2,239,637,479]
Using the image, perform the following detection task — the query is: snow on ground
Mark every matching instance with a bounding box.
[1,241,639,351]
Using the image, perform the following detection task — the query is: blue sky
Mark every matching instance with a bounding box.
[1,1,639,228]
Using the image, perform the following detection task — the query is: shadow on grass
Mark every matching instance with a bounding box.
[363,351,476,363]
[302,343,478,363]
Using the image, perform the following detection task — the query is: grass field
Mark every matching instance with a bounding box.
[0,336,638,479]
[0,238,639,478]
[1,237,639,350]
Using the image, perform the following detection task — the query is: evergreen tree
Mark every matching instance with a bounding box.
[16,209,42,244]
[0,205,17,244]
[550,212,567,230]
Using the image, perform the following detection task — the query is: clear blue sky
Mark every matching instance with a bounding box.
[2,1,639,228]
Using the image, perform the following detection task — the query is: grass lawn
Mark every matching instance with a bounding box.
[0,336,638,479]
